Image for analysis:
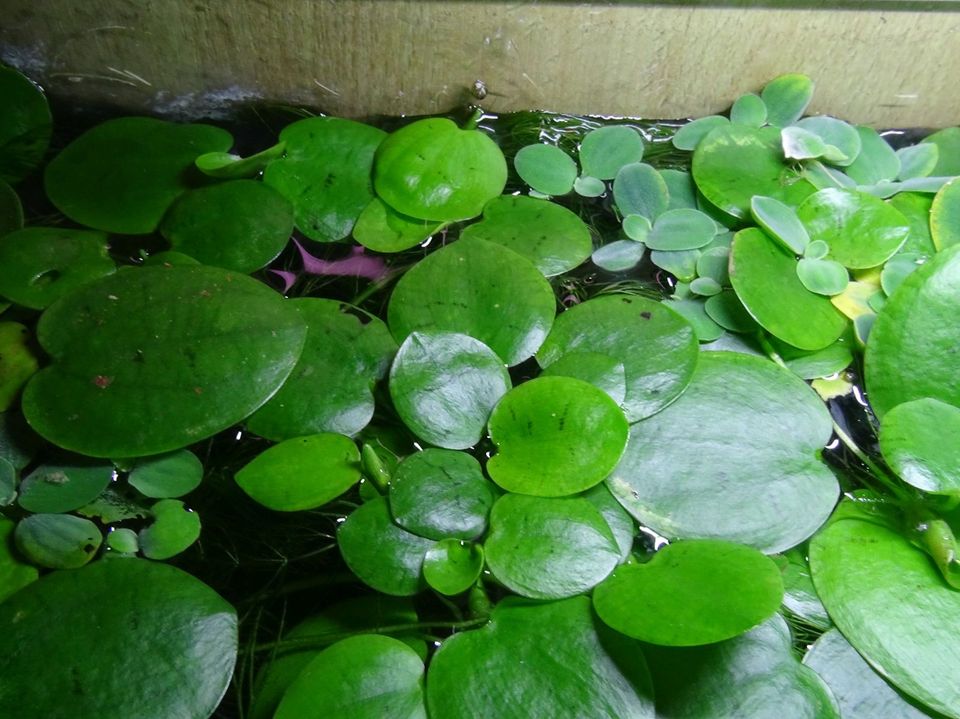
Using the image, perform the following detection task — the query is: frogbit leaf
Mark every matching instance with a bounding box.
[730,93,767,127]
[593,539,783,646]
[645,208,716,251]
[761,73,814,128]
[513,143,577,197]
[14,513,102,569]
[128,449,203,499]
[591,239,645,272]
[0,66,52,184]
[138,498,201,560]
[796,258,849,296]
[672,116,729,152]
[845,126,900,185]
[879,398,960,496]
[579,125,644,180]
[795,116,861,166]
[897,143,939,181]
[17,459,114,513]
[613,162,669,221]
[750,195,811,255]
[422,539,484,596]
[353,197,443,253]
[486,376,628,497]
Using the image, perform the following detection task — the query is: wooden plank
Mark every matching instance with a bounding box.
[1,1,958,127]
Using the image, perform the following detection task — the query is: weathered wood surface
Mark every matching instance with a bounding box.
[2,1,958,127]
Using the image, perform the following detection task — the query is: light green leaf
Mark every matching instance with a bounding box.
[138,498,201,560]
[513,143,577,197]
[591,239,645,271]
[353,197,443,253]
[897,143,939,181]
[423,539,484,596]
[930,177,960,250]
[845,126,900,184]
[645,208,716,251]
[750,195,810,255]
[128,449,203,499]
[235,433,360,511]
[880,398,960,495]
[761,74,815,128]
[579,125,644,180]
[796,258,849,296]
[795,116,861,166]
[613,162,669,220]
[730,93,767,127]
[607,351,838,553]
[672,115,729,151]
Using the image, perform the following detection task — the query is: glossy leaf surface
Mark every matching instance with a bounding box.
[0,559,237,719]
[275,635,426,719]
[389,449,495,540]
[128,449,203,499]
[426,597,655,719]
[607,351,838,552]
[45,117,231,234]
[14,513,101,569]
[17,459,114,513]
[389,331,509,449]
[487,376,628,497]
[387,238,555,366]
[353,197,442,253]
[264,117,385,241]
[375,118,506,221]
[730,227,847,350]
[235,433,360,511]
[761,73,814,127]
[485,493,620,599]
[0,227,115,310]
[594,539,783,646]
[247,298,395,441]
[423,539,484,596]
[22,265,307,457]
[879,398,960,495]
[458,195,591,276]
[810,509,960,719]
[864,245,960,417]
[537,294,698,421]
[139,499,201,559]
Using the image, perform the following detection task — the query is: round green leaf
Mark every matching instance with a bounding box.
[540,350,627,405]
[573,174,606,197]
[795,116,861,166]
[375,118,506,221]
[0,180,22,237]
[750,195,810,255]
[730,92,768,127]
[426,596,655,719]
[644,208,716,251]
[458,195,591,276]
[14,513,102,569]
[880,398,960,495]
[796,188,909,269]
[389,331,509,449]
[23,265,307,457]
[249,596,423,719]
[0,518,37,602]
[194,141,285,179]
[864,245,960,417]
[353,197,443,253]
[761,73,814,128]
[17,459,114,513]
[644,614,839,719]
[128,449,203,499]
[138,498,201,560]
[594,539,783,646]
[485,493,620,599]
[672,115,729,152]
[804,629,938,719]
[613,162,669,220]
[338,496,432,596]
[513,143,577,196]
[796,258,849,296]
[622,213,652,242]
[690,276,722,297]
[693,125,815,219]
[235,433,360,511]
[591,239,645,271]
[730,227,847,350]
[810,509,960,719]
[159,179,293,272]
[387,238,555,367]
[106,527,139,554]
[45,117,231,234]
[669,297,725,342]
[0,66,52,184]
[537,294,698,421]
[607,351,838,553]
[487,376,628,497]
[0,227,115,310]
[845,126,900,185]
[704,290,759,333]
[423,539,484,595]
[263,116,385,241]
[275,634,426,719]
[930,177,960,250]
[579,125,644,180]
[804,239,830,259]
[389,449,495,540]
[0,558,237,719]
[247,298,395,441]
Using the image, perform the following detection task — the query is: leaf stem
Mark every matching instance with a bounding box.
[463,107,484,131]
[829,418,911,502]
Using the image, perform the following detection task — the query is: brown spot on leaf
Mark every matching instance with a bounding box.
[93,375,113,389]
[641,311,652,319]
[193,386,203,395]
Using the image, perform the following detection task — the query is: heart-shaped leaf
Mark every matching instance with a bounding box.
[387,238,555,367]
[375,118,506,221]
[426,597,655,719]
[0,559,237,719]
[593,539,783,646]
[263,117,385,241]
[138,498,201,559]
[486,376,628,497]
[22,265,307,457]
[484,493,620,599]
[423,539,484,596]
[607,351,838,553]
[44,117,232,234]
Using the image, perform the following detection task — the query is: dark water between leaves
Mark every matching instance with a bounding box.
[22,96,904,718]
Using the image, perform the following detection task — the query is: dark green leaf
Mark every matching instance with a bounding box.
[0,518,37,602]
[17,458,113,513]
[128,449,203,499]
[0,66,51,184]
[14,513,101,569]
[423,539,484,596]
[138,498,201,559]
[0,180,22,237]
[540,350,627,405]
